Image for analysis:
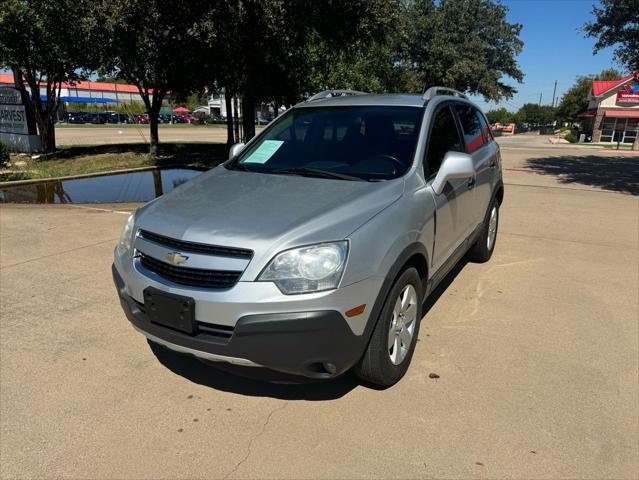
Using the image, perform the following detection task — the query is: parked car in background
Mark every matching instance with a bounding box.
[66,111,88,124]
[104,111,132,124]
[113,87,504,387]
[172,115,187,124]
[133,114,149,124]
[87,112,108,125]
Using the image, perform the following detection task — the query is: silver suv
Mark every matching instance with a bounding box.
[113,87,503,387]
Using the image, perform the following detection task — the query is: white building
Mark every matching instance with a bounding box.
[0,73,151,105]
[582,72,638,148]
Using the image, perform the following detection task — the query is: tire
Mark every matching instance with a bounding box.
[467,197,499,263]
[354,267,423,387]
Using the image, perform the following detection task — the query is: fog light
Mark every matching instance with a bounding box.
[323,362,337,374]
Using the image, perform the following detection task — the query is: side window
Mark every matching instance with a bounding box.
[424,106,463,178]
[455,105,485,153]
[476,111,493,144]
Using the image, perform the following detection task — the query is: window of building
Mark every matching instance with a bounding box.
[623,118,637,144]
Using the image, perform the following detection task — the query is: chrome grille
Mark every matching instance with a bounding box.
[139,252,242,289]
[139,229,253,259]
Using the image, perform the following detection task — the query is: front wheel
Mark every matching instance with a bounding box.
[467,198,499,263]
[353,267,423,387]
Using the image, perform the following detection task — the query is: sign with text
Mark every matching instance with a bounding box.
[617,84,639,105]
[0,87,28,134]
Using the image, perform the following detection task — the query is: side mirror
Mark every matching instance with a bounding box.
[431,151,474,195]
[229,142,245,159]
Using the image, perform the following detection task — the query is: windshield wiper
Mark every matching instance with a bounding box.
[271,167,365,182]
[225,162,253,172]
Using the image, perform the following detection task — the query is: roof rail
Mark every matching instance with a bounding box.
[422,86,467,101]
[306,89,367,102]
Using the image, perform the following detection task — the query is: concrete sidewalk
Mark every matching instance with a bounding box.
[1,146,637,479]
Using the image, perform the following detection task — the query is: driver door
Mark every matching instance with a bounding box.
[424,105,476,272]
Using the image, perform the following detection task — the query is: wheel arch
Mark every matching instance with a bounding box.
[359,243,429,346]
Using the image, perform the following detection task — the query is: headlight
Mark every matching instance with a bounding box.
[116,213,136,257]
[258,241,348,294]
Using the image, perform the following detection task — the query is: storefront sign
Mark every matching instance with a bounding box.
[616,84,639,105]
[0,86,41,152]
[0,87,28,134]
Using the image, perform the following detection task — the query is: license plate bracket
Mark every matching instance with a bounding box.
[143,287,196,334]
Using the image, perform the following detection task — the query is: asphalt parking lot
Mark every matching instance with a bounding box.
[1,138,638,479]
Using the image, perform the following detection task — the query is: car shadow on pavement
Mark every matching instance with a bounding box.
[149,257,471,399]
[523,154,639,195]
[149,340,359,400]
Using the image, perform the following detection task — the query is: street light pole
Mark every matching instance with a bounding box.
[551,80,557,107]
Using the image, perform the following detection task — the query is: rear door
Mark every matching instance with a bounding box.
[424,104,475,272]
[453,104,498,228]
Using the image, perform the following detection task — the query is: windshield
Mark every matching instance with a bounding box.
[228,106,423,181]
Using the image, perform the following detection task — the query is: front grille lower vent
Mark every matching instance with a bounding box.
[139,229,253,259]
[139,253,242,289]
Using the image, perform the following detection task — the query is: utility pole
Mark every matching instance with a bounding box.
[551,80,557,107]
[538,92,543,105]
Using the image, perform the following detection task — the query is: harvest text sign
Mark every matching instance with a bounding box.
[0,86,41,152]
[0,87,28,135]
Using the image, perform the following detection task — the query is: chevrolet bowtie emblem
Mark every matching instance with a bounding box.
[165,252,189,265]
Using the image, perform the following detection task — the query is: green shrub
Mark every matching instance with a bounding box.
[564,132,578,143]
[0,141,10,167]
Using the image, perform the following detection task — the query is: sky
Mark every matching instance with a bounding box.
[469,0,620,112]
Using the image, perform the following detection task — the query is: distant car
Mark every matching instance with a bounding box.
[182,115,195,124]
[133,114,149,124]
[105,112,120,124]
[67,111,88,124]
[172,115,187,124]
[88,112,107,125]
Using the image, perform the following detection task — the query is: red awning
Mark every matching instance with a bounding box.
[579,110,596,117]
[604,110,639,118]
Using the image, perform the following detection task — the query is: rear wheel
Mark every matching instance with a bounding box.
[467,198,499,263]
[354,267,423,387]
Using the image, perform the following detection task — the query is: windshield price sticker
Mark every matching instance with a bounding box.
[243,140,284,164]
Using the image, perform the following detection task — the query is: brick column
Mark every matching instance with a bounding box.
[633,133,638,150]
[592,109,604,143]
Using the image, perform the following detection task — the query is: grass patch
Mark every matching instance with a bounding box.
[1,143,229,182]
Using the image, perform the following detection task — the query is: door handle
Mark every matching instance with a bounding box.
[467,177,476,189]
[489,159,497,169]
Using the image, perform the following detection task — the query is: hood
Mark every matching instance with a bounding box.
[136,166,403,274]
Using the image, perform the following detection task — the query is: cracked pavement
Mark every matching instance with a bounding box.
[1,142,638,479]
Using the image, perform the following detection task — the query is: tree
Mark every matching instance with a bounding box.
[516,104,556,126]
[485,107,515,124]
[95,0,216,157]
[404,0,524,101]
[204,0,397,142]
[0,0,96,152]
[556,68,623,123]
[584,0,639,72]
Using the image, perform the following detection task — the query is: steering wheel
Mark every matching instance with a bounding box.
[360,154,405,172]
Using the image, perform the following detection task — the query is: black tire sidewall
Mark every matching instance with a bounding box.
[468,197,499,262]
[362,267,423,386]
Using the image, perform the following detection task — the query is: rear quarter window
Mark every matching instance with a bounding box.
[455,105,486,154]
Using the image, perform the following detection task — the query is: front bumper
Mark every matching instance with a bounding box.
[113,264,370,378]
